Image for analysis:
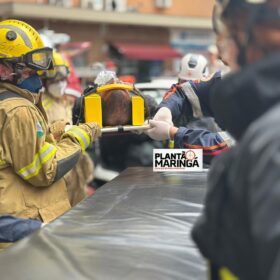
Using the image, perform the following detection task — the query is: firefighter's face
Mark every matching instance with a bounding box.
[216,29,239,72]
[0,64,13,81]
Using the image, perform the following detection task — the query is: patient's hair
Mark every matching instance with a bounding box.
[102,89,132,126]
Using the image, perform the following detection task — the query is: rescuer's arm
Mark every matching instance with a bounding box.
[3,106,100,187]
[145,120,230,164]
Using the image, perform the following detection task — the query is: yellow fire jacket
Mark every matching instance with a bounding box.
[0,83,99,224]
[42,93,73,124]
[43,91,94,206]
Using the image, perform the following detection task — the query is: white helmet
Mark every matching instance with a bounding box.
[178,53,209,81]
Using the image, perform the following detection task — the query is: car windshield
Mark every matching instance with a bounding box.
[139,89,166,104]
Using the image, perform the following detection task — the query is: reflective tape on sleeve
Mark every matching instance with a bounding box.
[18,143,57,180]
[65,126,90,151]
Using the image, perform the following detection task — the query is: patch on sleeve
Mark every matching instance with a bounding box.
[36,121,44,138]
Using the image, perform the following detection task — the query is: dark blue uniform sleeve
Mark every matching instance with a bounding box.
[159,72,222,122]
[189,71,222,116]
[158,84,191,123]
[174,127,229,164]
[0,215,41,242]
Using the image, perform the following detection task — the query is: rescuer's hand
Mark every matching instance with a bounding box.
[153,107,173,126]
[49,120,70,141]
[145,120,171,141]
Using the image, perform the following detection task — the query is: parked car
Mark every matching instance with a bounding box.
[136,77,177,104]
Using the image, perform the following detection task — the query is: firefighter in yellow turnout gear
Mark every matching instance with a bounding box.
[42,51,72,123]
[0,20,100,248]
[42,51,94,206]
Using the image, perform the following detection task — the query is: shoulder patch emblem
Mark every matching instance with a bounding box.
[36,121,44,138]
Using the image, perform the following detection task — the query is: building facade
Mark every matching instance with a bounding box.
[0,0,215,82]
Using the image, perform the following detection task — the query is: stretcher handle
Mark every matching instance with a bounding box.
[101,124,150,133]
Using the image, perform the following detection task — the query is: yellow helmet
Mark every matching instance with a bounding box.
[44,50,69,80]
[0,19,53,70]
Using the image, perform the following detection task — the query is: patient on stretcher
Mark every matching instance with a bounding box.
[73,72,149,128]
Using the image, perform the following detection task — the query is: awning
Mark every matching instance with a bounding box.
[112,42,182,60]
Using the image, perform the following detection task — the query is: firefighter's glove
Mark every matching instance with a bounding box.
[153,107,173,126]
[49,120,70,141]
[79,123,101,142]
[145,120,171,141]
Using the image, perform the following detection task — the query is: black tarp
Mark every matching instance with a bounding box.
[0,167,207,280]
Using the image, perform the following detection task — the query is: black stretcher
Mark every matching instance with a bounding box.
[0,167,208,280]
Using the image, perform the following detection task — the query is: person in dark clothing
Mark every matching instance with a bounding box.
[191,1,280,279]
[145,6,240,164]
[145,71,233,164]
